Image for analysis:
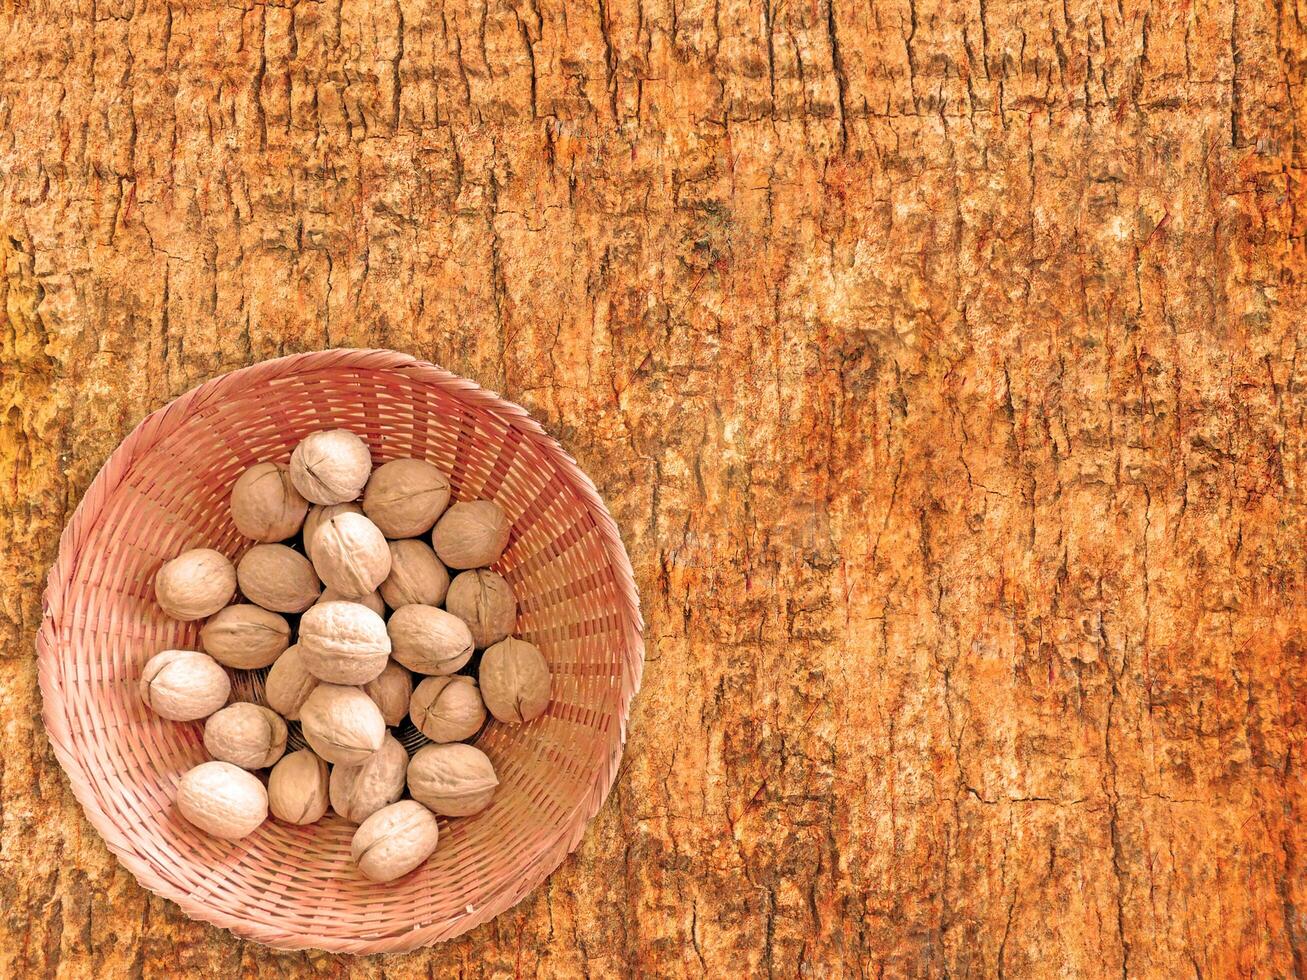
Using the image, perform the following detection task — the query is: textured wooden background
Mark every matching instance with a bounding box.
[2,0,1305,975]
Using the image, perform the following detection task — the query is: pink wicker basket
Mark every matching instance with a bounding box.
[36,349,644,952]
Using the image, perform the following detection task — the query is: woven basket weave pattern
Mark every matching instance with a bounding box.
[36,349,644,953]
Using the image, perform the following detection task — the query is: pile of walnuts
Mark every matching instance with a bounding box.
[142,429,551,883]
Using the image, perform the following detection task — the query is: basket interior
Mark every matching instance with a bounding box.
[42,362,635,948]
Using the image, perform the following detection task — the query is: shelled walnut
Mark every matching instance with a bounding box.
[363,459,451,538]
[290,429,372,505]
[139,649,231,721]
[176,761,268,840]
[431,500,510,569]
[230,462,308,542]
[155,549,236,621]
[409,675,487,743]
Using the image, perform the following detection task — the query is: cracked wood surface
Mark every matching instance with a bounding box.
[1,0,1305,976]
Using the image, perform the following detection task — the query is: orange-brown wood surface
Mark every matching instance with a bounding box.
[2,0,1305,975]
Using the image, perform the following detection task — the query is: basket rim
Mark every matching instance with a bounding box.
[35,347,645,953]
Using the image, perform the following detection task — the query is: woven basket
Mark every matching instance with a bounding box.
[36,349,644,952]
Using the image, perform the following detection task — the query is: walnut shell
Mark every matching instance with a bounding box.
[299,683,387,765]
[289,429,372,505]
[387,604,474,676]
[378,539,450,609]
[303,502,363,563]
[230,462,309,542]
[263,645,317,721]
[200,604,291,669]
[431,500,511,569]
[311,512,392,598]
[318,586,385,616]
[444,569,517,649]
[236,543,321,613]
[203,702,288,769]
[350,800,439,883]
[267,750,330,825]
[407,743,498,817]
[363,660,413,726]
[139,649,231,721]
[479,638,552,724]
[329,733,408,823]
[154,548,237,621]
[298,600,391,685]
[409,675,486,743]
[176,761,268,839]
[363,458,452,538]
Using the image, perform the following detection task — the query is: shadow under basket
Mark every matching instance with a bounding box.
[36,349,644,953]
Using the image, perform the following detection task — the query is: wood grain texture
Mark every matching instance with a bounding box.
[1,0,1304,975]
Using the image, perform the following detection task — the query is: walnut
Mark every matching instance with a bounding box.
[363,660,413,726]
[299,683,387,765]
[267,750,330,825]
[263,645,316,721]
[176,761,268,840]
[229,462,308,542]
[409,675,486,743]
[199,604,291,669]
[139,649,231,722]
[318,586,385,616]
[303,502,363,563]
[350,800,439,883]
[236,543,321,613]
[362,458,451,538]
[378,539,450,609]
[154,548,237,621]
[407,743,498,817]
[431,500,511,569]
[298,600,391,685]
[444,569,517,649]
[479,638,551,724]
[329,733,408,823]
[386,604,474,676]
[289,429,372,505]
[203,702,288,769]
[311,511,392,598]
